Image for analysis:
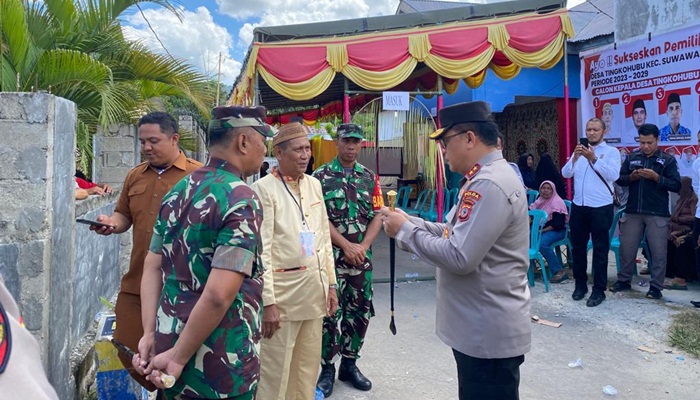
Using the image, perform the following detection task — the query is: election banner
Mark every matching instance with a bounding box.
[580,23,700,154]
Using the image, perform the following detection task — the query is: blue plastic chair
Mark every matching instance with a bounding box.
[395,185,414,210]
[552,200,572,267]
[609,211,652,274]
[528,209,549,293]
[422,188,449,222]
[587,208,624,268]
[406,189,432,217]
[527,189,539,206]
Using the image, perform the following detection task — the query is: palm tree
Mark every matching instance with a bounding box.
[0,0,213,173]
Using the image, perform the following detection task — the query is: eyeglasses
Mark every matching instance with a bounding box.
[439,131,466,148]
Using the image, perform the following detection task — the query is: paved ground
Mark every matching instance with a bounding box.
[327,233,700,399]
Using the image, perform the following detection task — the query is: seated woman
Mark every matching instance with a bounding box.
[530,180,569,283]
[664,177,697,290]
[518,152,538,190]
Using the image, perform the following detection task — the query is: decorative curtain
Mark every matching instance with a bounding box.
[232,10,574,103]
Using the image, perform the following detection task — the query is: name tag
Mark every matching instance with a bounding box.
[300,231,316,257]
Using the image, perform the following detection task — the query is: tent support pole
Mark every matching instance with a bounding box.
[343,77,351,123]
[564,40,572,199]
[436,77,444,222]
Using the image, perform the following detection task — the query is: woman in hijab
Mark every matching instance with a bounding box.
[535,153,566,199]
[518,153,538,190]
[664,177,697,290]
[530,180,569,283]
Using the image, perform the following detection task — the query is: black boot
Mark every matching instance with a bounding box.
[338,358,372,391]
[316,363,336,397]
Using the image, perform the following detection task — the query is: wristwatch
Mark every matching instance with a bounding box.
[329,284,338,289]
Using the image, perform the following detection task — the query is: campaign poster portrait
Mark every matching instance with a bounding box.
[580,23,700,148]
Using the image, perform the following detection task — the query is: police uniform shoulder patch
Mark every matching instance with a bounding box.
[0,302,11,374]
[466,163,481,179]
[457,190,482,222]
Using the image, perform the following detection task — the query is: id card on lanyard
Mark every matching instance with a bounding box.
[279,173,316,257]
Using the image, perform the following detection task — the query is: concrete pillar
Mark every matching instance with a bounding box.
[0,93,77,399]
[93,123,138,188]
[178,115,207,162]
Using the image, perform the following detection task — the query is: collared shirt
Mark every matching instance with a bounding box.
[617,149,681,217]
[251,169,336,321]
[692,157,700,218]
[114,151,202,295]
[313,157,376,268]
[561,141,621,208]
[150,157,263,398]
[659,124,691,141]
[678,154,696,178]
[395,151,531,359]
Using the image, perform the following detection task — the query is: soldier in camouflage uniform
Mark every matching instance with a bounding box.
[132,106,274,400]
[313,124,383,397]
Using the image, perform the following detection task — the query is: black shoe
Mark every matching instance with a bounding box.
[609,281,632,293]
[338,358,372,391]
[586,291,606,307]
[317,363,336,397]
[691,301,700,308]
[572,287,588,301]
[646,286,663,300]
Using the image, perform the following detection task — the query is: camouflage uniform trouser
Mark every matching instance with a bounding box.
[321,270,374,364]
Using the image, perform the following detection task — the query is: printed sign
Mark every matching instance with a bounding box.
[383,91,410,111]
[580,25,700,148]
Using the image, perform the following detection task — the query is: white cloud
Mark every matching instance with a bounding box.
[122,6,241,83]
[217,0,401,50]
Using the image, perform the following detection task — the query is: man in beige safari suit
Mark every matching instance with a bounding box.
[252,122,338,400]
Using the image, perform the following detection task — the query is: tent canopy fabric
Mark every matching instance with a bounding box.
[230,0,573,109]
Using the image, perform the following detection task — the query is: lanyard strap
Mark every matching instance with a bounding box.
[278,172,308,227]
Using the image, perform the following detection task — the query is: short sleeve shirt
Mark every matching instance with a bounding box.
[151,157,264,398]
[114,151,202,294]
[313,158,376,262]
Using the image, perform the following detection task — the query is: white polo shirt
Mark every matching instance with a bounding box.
[562,141,621,208]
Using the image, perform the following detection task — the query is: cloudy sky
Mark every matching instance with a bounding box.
[121,0,586,86]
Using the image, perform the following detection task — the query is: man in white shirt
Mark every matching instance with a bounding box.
[678,147,696,178]
[562,118,621,307]
[691,139,700,308]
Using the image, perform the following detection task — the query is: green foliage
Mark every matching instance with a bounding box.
[0,0,213,175]
[669,310,700,358]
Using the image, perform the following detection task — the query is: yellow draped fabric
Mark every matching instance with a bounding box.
[231,10,574,104]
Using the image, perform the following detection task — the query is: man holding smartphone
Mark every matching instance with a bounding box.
[90,112,202,391]
[611,123,680,299]
[562,118,621,307]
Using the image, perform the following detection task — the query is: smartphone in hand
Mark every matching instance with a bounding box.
[76,218,114,229]
[579,138,589,147]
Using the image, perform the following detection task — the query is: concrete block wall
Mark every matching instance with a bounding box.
[0,93,125,400]
[179,115,208,162]
[617,0,700,42]
[93,123,138,188]
[0,92,76,398]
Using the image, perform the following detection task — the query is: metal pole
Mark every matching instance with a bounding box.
[343,77,350,123]
[564,40,572,200]
[436,77,445,222]
[215,52,222,106]
[345,89,443,96]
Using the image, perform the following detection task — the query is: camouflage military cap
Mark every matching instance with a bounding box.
[337,123,364,140]
[209,106,276,138]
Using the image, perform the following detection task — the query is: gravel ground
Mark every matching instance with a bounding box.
[328,247,700,400]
